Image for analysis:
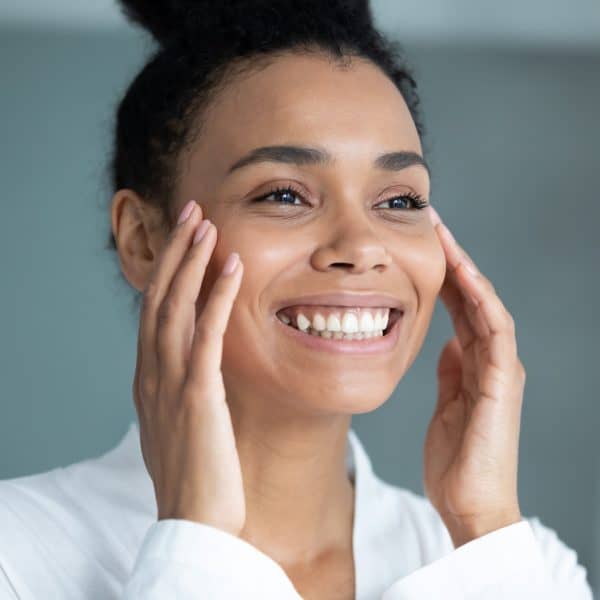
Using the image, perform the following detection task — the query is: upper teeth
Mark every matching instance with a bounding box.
[278,308,390,334]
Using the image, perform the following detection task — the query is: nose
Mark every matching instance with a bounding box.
[310,213,392,274]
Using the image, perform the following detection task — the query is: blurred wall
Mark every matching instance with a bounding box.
[0,26,598,589]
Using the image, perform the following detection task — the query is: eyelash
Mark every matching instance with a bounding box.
[252,184,428,210]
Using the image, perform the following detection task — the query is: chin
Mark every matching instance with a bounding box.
[290,375,401,416]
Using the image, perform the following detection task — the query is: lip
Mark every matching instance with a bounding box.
[273,310,404,355]
[272,292,406,313]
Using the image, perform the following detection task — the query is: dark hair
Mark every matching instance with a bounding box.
[107,0,426,311]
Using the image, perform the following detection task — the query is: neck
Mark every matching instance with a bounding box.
[227,390,356,567]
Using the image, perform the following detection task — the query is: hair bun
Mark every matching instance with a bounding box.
[117,0,198,46]
[118,0,374,49]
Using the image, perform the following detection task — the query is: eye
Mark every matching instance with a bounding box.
[251,186,429,210]
[374,191,428,210]
[251,185,306,206]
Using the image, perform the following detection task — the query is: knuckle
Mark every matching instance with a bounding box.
[139,373,158,400]
[157,295,181,327]
[132,383,142,413]
[179,380,206,412]
[505,313,516,331]
[142,281,160,312]
[482,276,494,292]
[195,321,219,344]
[156,377,182,408]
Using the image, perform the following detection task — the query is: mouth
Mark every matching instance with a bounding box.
[273,303,405,355]
[271,292,406,354]
[275,305,403,339]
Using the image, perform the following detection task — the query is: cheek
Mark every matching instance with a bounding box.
[213,221,299,296]
[392,233,445,372]
[426,235,446,296]
[216,224,306,388]
[399,230,446,303]
[203,221,304,340]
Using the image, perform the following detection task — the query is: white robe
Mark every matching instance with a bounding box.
[0,422,593,599]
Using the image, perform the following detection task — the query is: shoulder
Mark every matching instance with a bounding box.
[0,424,154,598]
[0,424,152,538]
[0,466,73,552]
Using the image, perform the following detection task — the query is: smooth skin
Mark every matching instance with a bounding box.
[112,51,523,598]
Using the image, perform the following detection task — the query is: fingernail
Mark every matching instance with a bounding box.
[440,223,455,244]
[222,252,239,276]
[429,205,442,226]
[177,200,196,225]
[193,220,211,245]
[463,261,478,276]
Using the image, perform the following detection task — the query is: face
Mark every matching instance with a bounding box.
[171,52,445,415]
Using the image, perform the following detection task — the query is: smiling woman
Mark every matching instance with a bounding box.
[0,1,594,599]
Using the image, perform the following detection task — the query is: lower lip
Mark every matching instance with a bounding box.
[274,313,403,355]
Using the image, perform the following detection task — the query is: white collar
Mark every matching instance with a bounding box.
[106,421,399,599]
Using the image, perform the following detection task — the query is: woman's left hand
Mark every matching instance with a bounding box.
[423,205,525,548]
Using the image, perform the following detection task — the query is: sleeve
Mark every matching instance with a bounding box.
[123,519,303,599]
[381,517,594,600]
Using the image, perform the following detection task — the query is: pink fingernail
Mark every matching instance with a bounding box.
[429,205,442,226]
[441,223,455,243]
[177,200,196,225]
[222,252,239,276]
[464,261,478,276]
[193,220,211,245]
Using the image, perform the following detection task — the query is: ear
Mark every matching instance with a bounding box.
[111,189,168,292]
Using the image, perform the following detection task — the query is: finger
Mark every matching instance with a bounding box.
[437,279,481,391]
[428,206,477,275]
[434,226,485,346]
[433,217,516,369]
[431,208,520,402]
[428,205,442,226]
[187,252,244,388]
[432,338,470,435]
[435,337,463,405]
[438,274,477,348]
[156,220,217,382]
[435,222,480,288]
[435,222,507,334]
[139,201,203,400]
[454,263,492,336]
[454,261,518,371]
[434,222,491,338]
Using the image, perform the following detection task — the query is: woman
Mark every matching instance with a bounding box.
[0,1,593,598]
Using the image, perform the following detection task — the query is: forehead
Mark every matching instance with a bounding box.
[184,52,423,185]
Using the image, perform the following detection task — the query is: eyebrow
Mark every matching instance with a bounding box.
[226,144,431,178]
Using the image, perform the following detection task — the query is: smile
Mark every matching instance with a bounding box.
[274,305,404,354]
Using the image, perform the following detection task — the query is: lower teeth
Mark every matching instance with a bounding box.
[300,327,384,339]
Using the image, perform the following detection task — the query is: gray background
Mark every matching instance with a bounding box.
[1,3,598,593]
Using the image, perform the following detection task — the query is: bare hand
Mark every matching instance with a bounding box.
[423,206,524,547]
[132,200,245,536]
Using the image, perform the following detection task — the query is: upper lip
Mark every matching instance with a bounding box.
[273,292,406,313]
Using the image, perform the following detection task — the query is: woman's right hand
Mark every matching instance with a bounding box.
[132,199,246,537]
